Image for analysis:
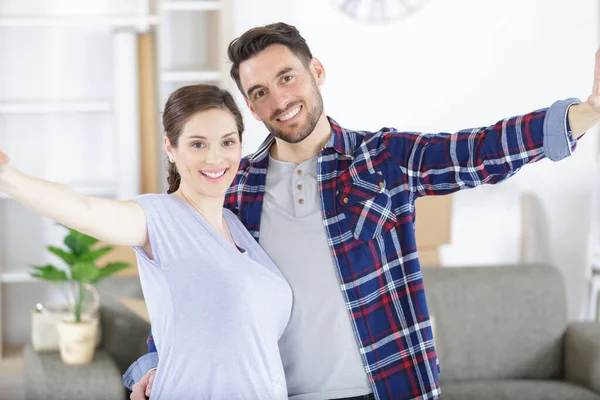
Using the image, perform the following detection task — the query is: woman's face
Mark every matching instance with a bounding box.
[165,108,242,199]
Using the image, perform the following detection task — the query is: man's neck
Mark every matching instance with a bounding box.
[270,113,331,165]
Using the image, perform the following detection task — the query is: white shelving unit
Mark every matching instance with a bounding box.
[156,0,230,86]
[0,100,113,114]
[162,0,220,12]
[0,182,119,200]
[0,15,159,28]
[0,0,232,360]
[1,272,36,284]
[161,69,221,83]
[154,0,232,191]
[0,3,143,359]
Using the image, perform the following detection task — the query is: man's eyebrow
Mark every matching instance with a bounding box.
[275,67,294,79]
[187,132,238,140]
[246,67,295,97]
[246,84,263,98]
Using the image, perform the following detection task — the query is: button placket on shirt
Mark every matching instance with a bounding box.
[295,168,304,206]
[292,160,318,218]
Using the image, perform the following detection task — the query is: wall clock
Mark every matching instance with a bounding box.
[330,0,430,23]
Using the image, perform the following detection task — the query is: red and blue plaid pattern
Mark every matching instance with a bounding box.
[223,109,575,399]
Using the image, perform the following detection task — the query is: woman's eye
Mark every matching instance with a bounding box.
[282,75,293,83]
[223,140,235,147]
[191,142,205,148]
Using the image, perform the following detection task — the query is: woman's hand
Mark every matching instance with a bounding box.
[0,146,9,166]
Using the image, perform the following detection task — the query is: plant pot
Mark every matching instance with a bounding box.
[56,318,98,365]
[32,307,102,352]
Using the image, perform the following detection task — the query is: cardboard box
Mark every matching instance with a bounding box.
[414,195,453,266]
[418,247,440,267]
[414,195,452,247]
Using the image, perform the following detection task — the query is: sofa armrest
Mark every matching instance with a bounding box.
[96,276,150,375]
[99,304,150,375]
[24,345,126,400]
[565,321,600,394]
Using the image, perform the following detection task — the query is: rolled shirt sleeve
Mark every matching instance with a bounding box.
[543,97,580,161]
[122,352,158,391]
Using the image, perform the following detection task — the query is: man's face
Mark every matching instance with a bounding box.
[239,44,325,144]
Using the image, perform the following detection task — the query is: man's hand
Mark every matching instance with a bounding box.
[566,49,600,138]
[589,49,600,109]
[130,369,156,400]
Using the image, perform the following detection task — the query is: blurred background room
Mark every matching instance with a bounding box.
[1,0,599,399]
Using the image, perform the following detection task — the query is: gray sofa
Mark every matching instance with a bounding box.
[422,264,600,400]
[26,265,600,399]
[24,276,150,400]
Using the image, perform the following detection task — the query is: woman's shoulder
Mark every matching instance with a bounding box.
[134,193,171,200]
[132,194,186,220]
[134,193,181,207]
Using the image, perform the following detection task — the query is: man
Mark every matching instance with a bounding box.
[124,22,600,400]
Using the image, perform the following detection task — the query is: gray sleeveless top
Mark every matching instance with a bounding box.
[132,194,292,399]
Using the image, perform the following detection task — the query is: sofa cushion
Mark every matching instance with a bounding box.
[440,380,600,400]
[422,264,565,381]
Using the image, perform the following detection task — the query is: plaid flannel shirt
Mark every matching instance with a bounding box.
[124,98,579,400]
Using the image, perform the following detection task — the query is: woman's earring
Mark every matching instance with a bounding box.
[169,157,174,163]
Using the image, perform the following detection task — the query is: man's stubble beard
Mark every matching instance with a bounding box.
[263,81,324,144]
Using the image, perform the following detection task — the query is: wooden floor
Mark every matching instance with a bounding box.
[0,347,24,400]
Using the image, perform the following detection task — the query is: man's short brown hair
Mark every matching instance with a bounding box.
[228,22,313,96]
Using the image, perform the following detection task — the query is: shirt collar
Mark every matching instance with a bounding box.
[325,117,354,157]
[248,116,354,164]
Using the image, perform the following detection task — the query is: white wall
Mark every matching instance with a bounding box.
[230,0,600,320]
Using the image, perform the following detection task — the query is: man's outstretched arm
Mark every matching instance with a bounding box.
[386,49,600,197]
[386,97,577,196]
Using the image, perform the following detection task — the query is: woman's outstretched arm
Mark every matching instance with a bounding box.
[0,147,148,248]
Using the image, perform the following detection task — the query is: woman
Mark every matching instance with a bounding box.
[0,85,292,400]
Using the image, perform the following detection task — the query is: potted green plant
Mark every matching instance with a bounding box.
[30,226,129,365]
